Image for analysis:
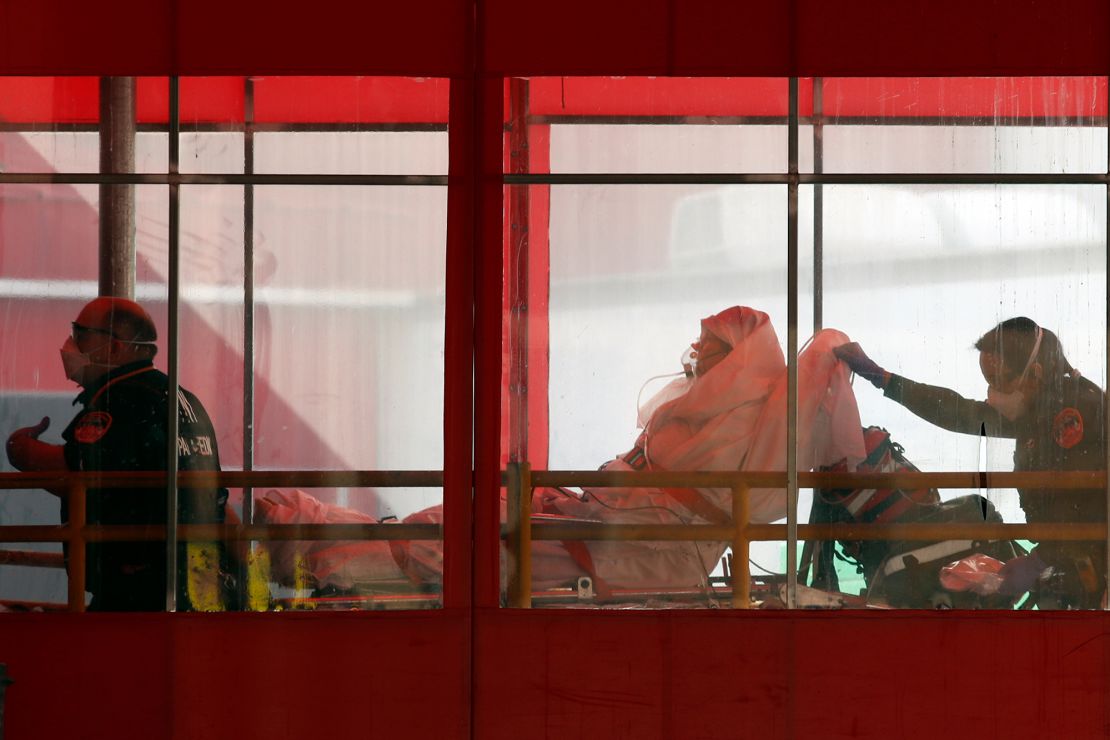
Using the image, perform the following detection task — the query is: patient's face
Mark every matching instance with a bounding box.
[691,331,730,378]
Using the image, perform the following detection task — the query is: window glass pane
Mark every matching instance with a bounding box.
[248,184,447,608]
[251,77,449,175]
[509,77,789,174]
[802,183,1106,609]
[0,77,170,174]
[0,75,449,613]
[806,77,1107,174]
[506,183,788,607]
[179,77,247,175]
[0,183,168,610]
[0,182,98,607]
[0,77,98,173]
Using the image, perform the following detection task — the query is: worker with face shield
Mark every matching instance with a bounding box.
[6,297,229,611]
[835,318,1108,608]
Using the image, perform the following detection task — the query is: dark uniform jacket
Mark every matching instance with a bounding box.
[885,372,1106,575]
[61,359,227,611]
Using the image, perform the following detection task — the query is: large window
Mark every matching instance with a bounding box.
[2,75,1106,614]
[500,76,1108,610]
[0,76,449,611]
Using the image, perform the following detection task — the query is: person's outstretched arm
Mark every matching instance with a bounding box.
[834,342,1016,438]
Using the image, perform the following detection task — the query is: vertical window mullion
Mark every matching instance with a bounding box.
[786,76,800,609]
[1104,81,1110,611]
[812,77,824,333]
[243,77,256,527]
[165,75,181,612]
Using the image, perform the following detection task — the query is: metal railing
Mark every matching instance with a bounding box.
[2,468,1106,611]
[0,470,442,612]
[503,464,1108,608]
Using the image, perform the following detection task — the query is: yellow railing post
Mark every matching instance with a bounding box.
[732,482,750,609]
[67,481,86,613]
[245,546,272,612]
[506,462,533,607]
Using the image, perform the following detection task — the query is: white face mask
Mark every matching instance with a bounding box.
[681,346,696,378]
[60,336,110,386]
[986,386,1030,422]
[985,327,1043,421]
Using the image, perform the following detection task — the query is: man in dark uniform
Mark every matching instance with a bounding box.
[6,297,228,611]
[835,318,1107,608]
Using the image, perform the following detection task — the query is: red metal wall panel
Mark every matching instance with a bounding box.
[2,0,1107,76]
[474,610,1110,740]
[0,0,469,76]
[484,0,1110,76]
[481,0,673,76]
[175,0,469,76]
[0,611,471,740]
[444,75,479,612]
[2,611,1107,739]
[672,1,793,76]
[2,3,1110,740]
[794,0,1110,77]
[0,0,173,75]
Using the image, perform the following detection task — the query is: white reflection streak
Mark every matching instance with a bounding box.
[0,278,422,309]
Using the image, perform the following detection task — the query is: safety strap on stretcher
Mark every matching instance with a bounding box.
[882,540,976,577]
[621,445,732,525]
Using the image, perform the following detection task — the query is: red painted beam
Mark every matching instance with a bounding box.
[1,0,1107,77]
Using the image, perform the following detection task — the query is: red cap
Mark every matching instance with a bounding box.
[74,297,157,342]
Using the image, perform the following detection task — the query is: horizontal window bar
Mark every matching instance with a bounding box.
[0,122,448,133]
[4,173,1104,186]
[0,468,1097,491]
[0,519,1098,545]
[530,115,1110,128]
[525,522,1107,543]
[0,469,444,489]
[0,173,448,186]
[522,469,1104,490]
[0,523,440,543]
[503,173,1110,185]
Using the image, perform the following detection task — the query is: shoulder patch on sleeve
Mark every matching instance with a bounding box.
[1052,407,1084,449]
[74,411,113,444]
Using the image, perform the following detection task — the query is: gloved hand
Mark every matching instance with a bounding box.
[6,417,65,472]
[833,342,890,389]
[997,551,1049,596]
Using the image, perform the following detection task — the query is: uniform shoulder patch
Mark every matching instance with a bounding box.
[74,411,113,444]
[1052,407,1084,449]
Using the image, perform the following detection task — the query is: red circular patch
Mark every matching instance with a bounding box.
[74,411,112,444]
[1052,407,1084,449]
